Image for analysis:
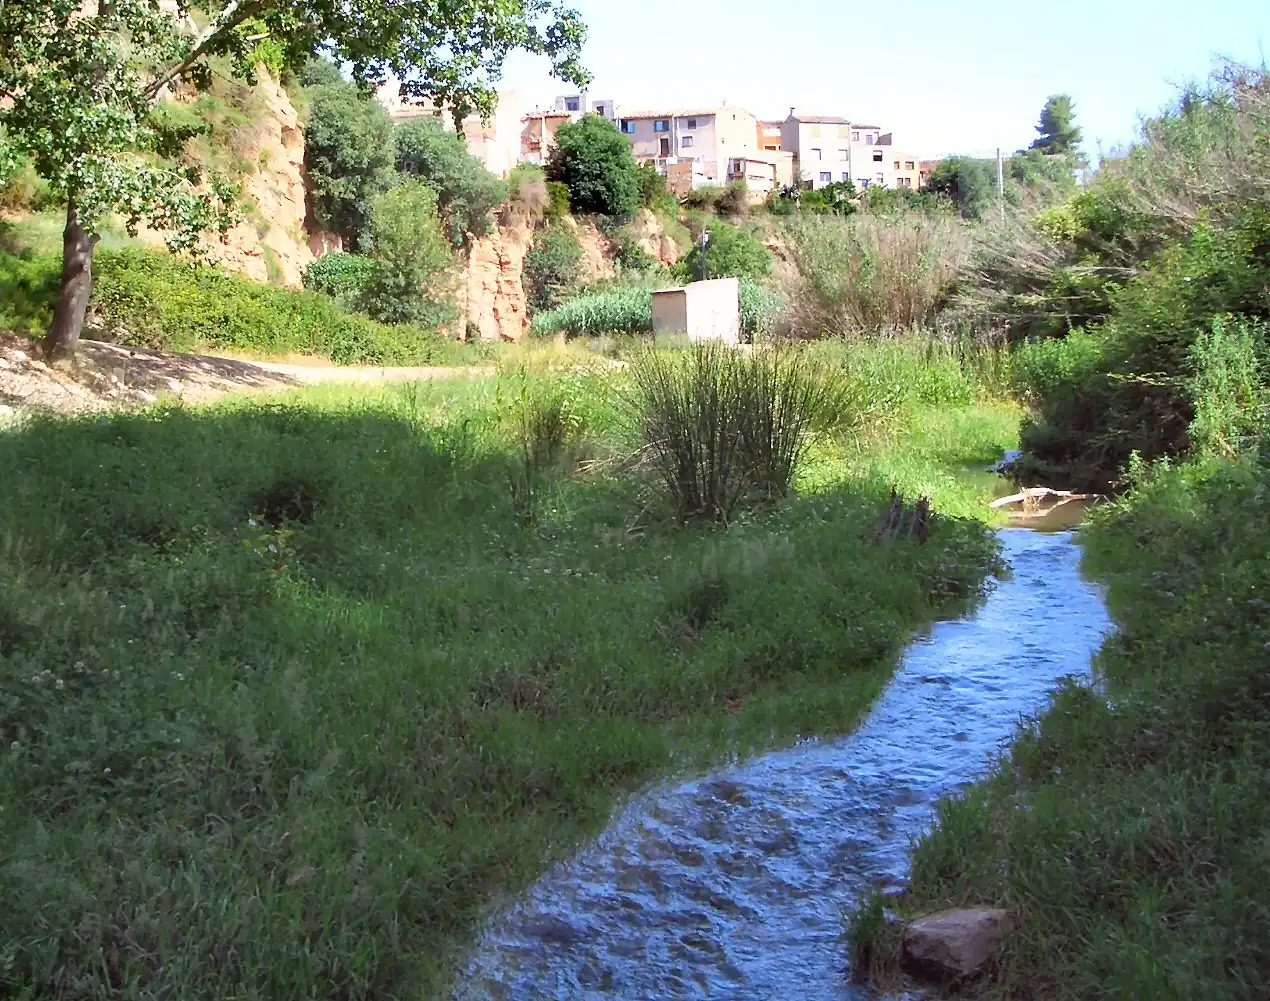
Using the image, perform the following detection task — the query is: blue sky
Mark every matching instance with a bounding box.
[497,0,1270,160]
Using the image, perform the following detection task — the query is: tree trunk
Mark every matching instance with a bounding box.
[43,199,100,361]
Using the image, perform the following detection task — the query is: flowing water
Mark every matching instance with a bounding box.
[456,529,1112,1000]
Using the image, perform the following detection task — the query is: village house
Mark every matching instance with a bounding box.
[375,81,523,179]
[616,106,767,196]
[780,112,922,191]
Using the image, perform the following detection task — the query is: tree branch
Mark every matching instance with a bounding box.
[143,0,270,99]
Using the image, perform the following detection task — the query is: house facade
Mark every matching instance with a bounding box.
[617,107,763,193]
[376,82,523,179]
[780,114,922,191]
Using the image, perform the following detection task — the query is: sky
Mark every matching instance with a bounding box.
[496,0,1270,161]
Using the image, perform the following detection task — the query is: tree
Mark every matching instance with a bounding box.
[394,117,509,249]
[0,0,588,359]
[522,223,583,313]
[546,114,641,219]
[358,180,456,328]
[1031,94,1084,155]
[303,82,396,250]
[676,221,772,283]
[924,157,1003,221]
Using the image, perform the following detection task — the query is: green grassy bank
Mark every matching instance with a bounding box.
[849,450,1270,999]
[0,347,1015,998]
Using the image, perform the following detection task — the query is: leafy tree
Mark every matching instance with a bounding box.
[546,114,641,219]
[677,221,772,282]
[924,157,1005,221]
[800,179,857,216]
[301,251,375,310]
[394,117,509,249]
[303,82,396,250]
[523,223,583,313]
[1031,94,1084,155]
[358,180,456,328]
[0,0,588,359]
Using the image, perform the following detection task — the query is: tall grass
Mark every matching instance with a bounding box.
[627,343,849,521]
[781,213,970,337]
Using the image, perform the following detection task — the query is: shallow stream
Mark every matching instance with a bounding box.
[456,529,1112,1000]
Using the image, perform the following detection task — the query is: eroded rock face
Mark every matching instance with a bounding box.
[462,214,535,342]
[902,907,1010,980]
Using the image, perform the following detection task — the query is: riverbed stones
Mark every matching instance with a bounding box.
[902,907,1010,980]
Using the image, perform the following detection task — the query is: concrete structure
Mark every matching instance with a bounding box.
[618,107,764,193]
[519,109,573,165]
[726,152,793,200]
[758,120,784,152]
[376,82,523,179]
[651,278,741,344]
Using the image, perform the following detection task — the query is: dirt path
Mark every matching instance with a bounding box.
[0,333,494,418]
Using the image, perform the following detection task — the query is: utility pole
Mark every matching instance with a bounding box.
[700,229,711,283]
[997,147,1005,224]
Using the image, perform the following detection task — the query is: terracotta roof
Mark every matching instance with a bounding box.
[619,108,721,120]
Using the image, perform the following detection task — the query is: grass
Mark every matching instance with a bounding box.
[846,448,1270,999]
[0,342,1016,999]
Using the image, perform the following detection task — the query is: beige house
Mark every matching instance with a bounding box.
[376,82,523,179]
[781,113,921,191]
[618,106,764,192]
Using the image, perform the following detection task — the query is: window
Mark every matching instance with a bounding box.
[842,172,850,182]
[654,119,669,132]
[837,126,850,139]
[811,147,822,160]
[872,151,883,162]
[594,104,605,117]
[876,173,885,185]
[865,134,874,145]
[685,118,697,129]
[810,125,821,138]
[566,98,580,112]
[859,177,870,188]
[898,176,913,187]
[894,160,901,170]
[620,119,636,134]
[838,149,848,161]
[819,171,832,183]
[905,160,915,170]
[851,130,860,141]
[681,135,694,149]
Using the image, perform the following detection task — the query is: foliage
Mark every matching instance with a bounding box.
[357,180,457,329]
[627,343,850,520]
[496,371,587,525]
[859,184,952,218]
[1031,93,1084,155]
[0,362,1010,997]
[547,115,642,219]
[923,157,1007,221]
[681,185,724,211]
[393,116,509,249]
[0,246,460,364]
[300,252,375,310]
[302,81,396,249]
[636,162,678,216]
[530,277,781,340]
[523,222,584,314]
[852,450,1270,999]
[715,181,750,218]
[676,221,772,283]
[781,213,970,337]
[799,180,858,216]
[545,181,573,220]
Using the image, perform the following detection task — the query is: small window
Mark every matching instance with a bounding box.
[876,172,885,184]
[594,105,605,116]
[898,176,912,187]
[851,130,860,141]
[685,118,697,129]
[681,135,694,149]
[842,172,850,182]
[620,119,636,134]
[866,134,874,145]
[811,148,822,160]
[810,125,821,138]
[905,160,915,170]
[873,151,883,162]
[566,98,580,112]
[859,177,870,188]
[654,119,669,132]
[838,126,850,139]
[819,171,832,183]
[838,149,848,161]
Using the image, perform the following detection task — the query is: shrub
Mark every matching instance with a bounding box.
[716,181,750,218]
[300,252,374,309]
[627,343,847,521]
[799,180,858,217]
[782,213,969,336]
[0,247,62,335]
[681,185,723,212]
[545,181,572,220]
[302,81,396,249]
[394,116,509,248]
[523,223,583,314]
[546,114,641,219]
[86,248,456,364]
[358,180,457,329]
[637,162,678,216]
[676,221,772,283]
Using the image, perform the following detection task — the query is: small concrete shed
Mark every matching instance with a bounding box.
[651,277,741,344]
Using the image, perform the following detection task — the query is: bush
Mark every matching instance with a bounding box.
[358,180,457,329]
[681,185,723,212]
[546,114,641,219]
[0,247,62,335]
[300,252,374,310]
[799,180,857,217]
[627,343,848,521]
[302,81,396,249]
[394,116,509,248]
[716,181,750,218]
[523,223,583,314]
[676,221,772,283]
[637,162,678,216]
[781,213,969,336]
[85,248,457,364]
